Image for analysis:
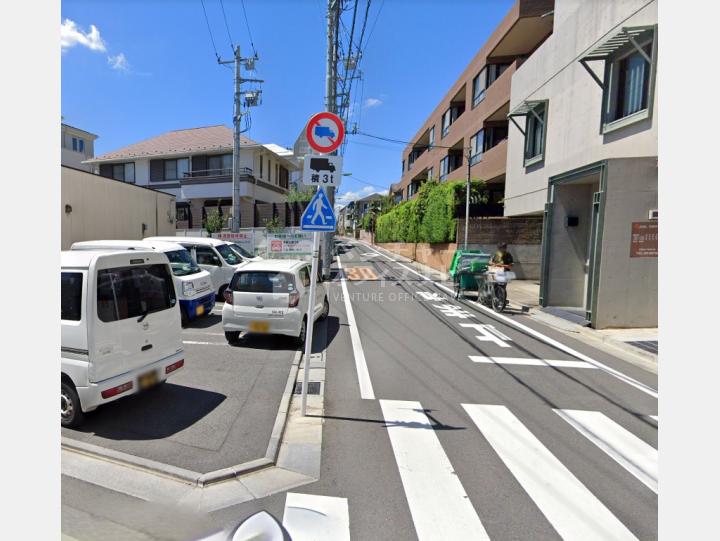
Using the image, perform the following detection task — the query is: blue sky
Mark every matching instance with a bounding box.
[61,0,514,206]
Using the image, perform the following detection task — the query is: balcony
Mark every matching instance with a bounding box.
[181,167,253,184]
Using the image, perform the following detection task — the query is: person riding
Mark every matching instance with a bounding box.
[490,242,514,270]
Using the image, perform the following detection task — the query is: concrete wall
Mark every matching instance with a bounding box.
[61,166,176,250]
[504,0,658,216]
[595,158,657,328]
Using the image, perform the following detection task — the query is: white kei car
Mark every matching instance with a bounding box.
[222,259,329,345]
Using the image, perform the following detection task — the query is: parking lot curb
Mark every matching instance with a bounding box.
[61,349,304,488]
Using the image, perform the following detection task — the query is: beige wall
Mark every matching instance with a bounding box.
[61,166,176,250]
[504,0,658,216]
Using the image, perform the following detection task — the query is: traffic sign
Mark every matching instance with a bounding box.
[302,154,343,186]
[305,111,345,154]
[301,188,336,232]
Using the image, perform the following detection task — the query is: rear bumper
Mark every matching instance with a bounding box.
[222,305,303,337]
[180,292,216,320]
[76,350,184,413]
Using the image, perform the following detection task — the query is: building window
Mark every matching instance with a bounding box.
[472,68,487,107]
[110,162,135,182]
[428,167,433,181]
[524,103,547,165]
[486,63,510,86]
[164,158,189,180]
[72,137,85,153]
[470,130,485,165]
[208,154,232,175]
[429,126,435,149]
[603,34,655,129]
[441,109,452,138]
[259,155,263,177]
[402,159,405,174]
[440,156,449,181]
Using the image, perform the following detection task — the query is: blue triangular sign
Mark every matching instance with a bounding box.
[301,188,336,231]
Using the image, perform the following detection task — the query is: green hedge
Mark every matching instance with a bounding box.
[375,179,486,243]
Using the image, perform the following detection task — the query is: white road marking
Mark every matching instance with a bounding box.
[459,323,512,347]
[463,404,638,541]
[353,240,658,399]
[469,356,596,368]
[555,409,658,493]
[336,255,375,399]
[182,340,227,346]
[433,303,475,318]
[417,291,444,301]
[648,415,658,422]
[380,400,490,541]
[283,493,350,541]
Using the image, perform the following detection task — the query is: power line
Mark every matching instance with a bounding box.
[239,0,257,56]
[200,0,221,62]
[362,0,384,53]
[356,131,459,150]
[219,0,234,50]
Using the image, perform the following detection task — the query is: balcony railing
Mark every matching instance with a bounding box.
[182,167,253,181]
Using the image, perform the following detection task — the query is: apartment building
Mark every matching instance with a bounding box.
[61,123,98,172]
[84,125,299,230]
[504,0,658,328]
[397,0,554,209]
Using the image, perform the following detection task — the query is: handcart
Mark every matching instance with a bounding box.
[448,250,491,300]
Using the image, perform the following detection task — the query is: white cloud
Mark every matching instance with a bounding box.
[364,98,383,108]
[336,186,383,207]
[108,53,130,72]
[61,19,106,52]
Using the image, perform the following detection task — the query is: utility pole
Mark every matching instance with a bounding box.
[218,46,263,232]
[465,147,472,249]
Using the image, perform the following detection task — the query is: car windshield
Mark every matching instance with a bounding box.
[164,249,201,276]
[216,244,243,265]
[229,243,255,259]
[232,271,295,293]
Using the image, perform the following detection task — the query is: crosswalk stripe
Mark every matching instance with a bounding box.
[463,404,638,541]
[555,409,658,493]
[649,415,658,422]
[380,399,490,541]
[282,493,350,541]
[469,355,596,368]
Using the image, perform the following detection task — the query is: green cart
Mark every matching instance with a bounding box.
[448,249,491,299]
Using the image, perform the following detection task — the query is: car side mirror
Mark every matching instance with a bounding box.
[212,256,221,266]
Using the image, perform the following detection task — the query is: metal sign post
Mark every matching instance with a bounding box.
[301,229,320,417]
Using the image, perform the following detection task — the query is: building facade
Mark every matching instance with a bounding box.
[61,123,98,172]
[504,0,658,328]
[396,0,554,206]
[84,125,299,230]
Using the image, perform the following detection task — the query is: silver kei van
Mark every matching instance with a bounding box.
[61,250,185,427]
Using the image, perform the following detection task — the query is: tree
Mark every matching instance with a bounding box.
[287,186,314,203]
[204,208,225,236]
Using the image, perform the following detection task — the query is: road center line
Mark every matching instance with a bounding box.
[380,400,491,541]
[336,252,375,399]
[353,239,658,400]
[470,356,596,368]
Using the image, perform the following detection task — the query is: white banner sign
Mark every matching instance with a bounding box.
[267,232,314,256]
[302,155,343,187]
[213,231,255,254]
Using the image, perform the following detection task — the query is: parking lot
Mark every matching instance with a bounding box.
[61,300,334,474]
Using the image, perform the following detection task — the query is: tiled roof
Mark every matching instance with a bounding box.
[90,125,258,162]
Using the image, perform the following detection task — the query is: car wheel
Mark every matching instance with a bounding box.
[61,381,85,428]
[225,331,240,343]
[294,317,307,347]
[319,296,330,320]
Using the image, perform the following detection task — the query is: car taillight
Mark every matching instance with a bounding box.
[166,359,184,374]
[101,381,133,399]
[289,290,300,308]
[223,289,234,304]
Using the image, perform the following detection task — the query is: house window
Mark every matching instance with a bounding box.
[428,167,434,181]
[164,158,189,180]
[441,109,452,138]
[71,137,85,153]
[472,68,487,107]
[110,162,135,182]
[259,156,263,177]
[208,154,232,175]
[483,125,508,152]
[486,63,510,86]
[604,38,655,127]
[402,159,405,174]
[440,156,449,181]
[524,103,547,165]
[429,126,435,148]
[470,130,484,165]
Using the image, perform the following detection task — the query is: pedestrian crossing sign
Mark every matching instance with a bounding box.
[301,188,336,231]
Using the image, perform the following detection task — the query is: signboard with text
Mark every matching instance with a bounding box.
[302,154,343,187]
[630,221,658,258]
[267,232,314,257]
[213,231,255,254]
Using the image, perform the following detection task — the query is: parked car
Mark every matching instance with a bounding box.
[71,240,216,326]
[61,249,185,428]
[222,259,329,345]
[227,242,262,261]
[145,237,250,298]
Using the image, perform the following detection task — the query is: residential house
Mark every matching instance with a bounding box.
[61,123,98,172]
[504,0,658,328]
[84,125,299,230]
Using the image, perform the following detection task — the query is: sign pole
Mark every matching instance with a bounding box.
[301,228,320,417]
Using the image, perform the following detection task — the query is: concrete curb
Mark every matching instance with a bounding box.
[61,349,303,488]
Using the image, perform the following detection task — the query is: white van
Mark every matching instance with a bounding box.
[145,237,250,298]
[61,250,185,428]
[71,240,215,325]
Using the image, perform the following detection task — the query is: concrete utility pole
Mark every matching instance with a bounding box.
[464,147,472,249]
[218,46,263,232]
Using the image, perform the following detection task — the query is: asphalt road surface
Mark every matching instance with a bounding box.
[62,238,658,541]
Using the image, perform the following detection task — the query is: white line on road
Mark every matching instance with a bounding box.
[648,415,658,422]
[354,240,658,399]
[336,252,375,399]
[555,409,658,493]
[469,356,597,368]
[459,323,512,347]
[283,492,350,541]
[379,399,491,541]
[463,404,638,541]
[182,340,226,346]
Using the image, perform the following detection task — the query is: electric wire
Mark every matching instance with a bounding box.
[200,0,221,62]
[239,0,258,56]
[219,0,234,51]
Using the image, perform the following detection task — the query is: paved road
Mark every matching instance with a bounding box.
[62,238,657,540]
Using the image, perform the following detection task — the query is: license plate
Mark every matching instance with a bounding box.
[249,320,270,333]
[138,370,159,390]
[196,304,205,316]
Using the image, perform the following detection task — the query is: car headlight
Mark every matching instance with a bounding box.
[183,281,195,296]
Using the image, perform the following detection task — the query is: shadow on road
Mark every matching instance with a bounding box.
[184,313,222,329]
